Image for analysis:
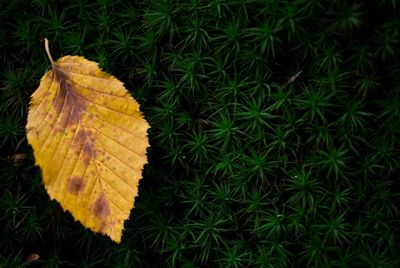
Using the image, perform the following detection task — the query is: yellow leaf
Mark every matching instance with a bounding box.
[26,39,150,243]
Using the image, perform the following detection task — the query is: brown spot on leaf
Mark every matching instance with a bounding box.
[93,193,110,219]
[70,128,96,167]
[51,70,87,132]
[68,176,85,195]
[68,101,84,127]
[72,128,87,155]
[52,69,99,167]
[83,140,96,166]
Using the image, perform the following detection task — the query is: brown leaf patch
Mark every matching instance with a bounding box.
[93,193,110,219]
[68,176,86,195]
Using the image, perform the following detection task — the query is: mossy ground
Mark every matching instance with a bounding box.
[1,0,399,267]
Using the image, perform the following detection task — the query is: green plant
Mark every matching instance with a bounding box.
[337,97,372,132]
[237,95,275,137]
[245,19,282,59]
[192,213,231,263]
[0,67,32,118]
[63,28,86,55]
[217,240,249,268]
[213,19,242,59]
[316,210,351,246]
[1,0,400,266]
[286,165,324,215]
[0,115,24,149]
[185,130,213,165]
[12,18,39,55]
[314,144,351,180]
[142,0,180,41]
[179,15,211,51]
[295,85,335,123]
[359,246,394,267]
[0,189,31,227]
[349,43,374,72]
[327,2,364,34]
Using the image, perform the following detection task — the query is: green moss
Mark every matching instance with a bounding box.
[1,0,399,267]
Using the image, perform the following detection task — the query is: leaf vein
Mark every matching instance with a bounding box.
[92,160,126,214]
[94,164,131,204]
[95,142,138,171]
[59,121,85,203]
[39,88,69,155]
[74,152,91,208]
[69,89,135,117]
[46,93,76,189]
[105,192,126,214]
[92,126,144,158]
[30,71,56,119]
[72,81,128,99]
[96,160,132,188]
[57,67,114,82]
[80,106,144,140]
[83,157,96,224]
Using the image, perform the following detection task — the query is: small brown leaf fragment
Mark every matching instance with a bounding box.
[284,70,303,86]
[68,176,86,195]
[25,253,40,263]
[7,153,27,166]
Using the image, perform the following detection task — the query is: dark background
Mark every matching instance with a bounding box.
[1,0,399,267]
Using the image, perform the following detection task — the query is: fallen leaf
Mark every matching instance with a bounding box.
[26,39,150,243]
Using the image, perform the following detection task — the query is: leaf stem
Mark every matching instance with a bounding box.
[44,38,55,67]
